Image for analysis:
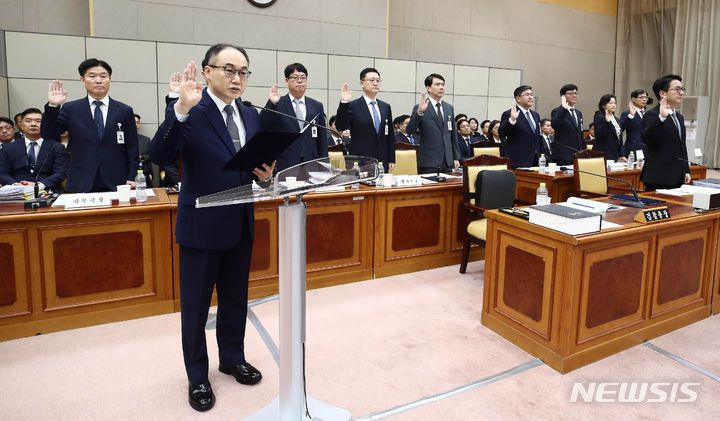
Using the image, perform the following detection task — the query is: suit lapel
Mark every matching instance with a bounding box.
[200,90,236,156]
[82,100,100,143]
[357,98,375,134]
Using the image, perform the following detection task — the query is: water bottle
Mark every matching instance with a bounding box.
[627,151,635,169]
[536,182,549,205]
[377,162,385,187]
[351,162,360,190]
[538,154,547,173]
[135,169,147,202]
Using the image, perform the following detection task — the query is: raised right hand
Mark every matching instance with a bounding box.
[340,83,353,103]
[561,95,569,110]
[659,97,671,118]
[169,72,181,94]
[510,103,519,121]
[48,80,67,106]
[175,61,202,115]
[628,101,637,116]
[417,93,428,113]
[269,83,281,105]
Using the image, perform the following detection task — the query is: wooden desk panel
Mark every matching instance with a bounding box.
[0,190,175,341]
[483,198,717,373]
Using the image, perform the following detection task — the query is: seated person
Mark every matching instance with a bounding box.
[0,108,67,191]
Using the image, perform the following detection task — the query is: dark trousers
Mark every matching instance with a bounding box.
[179,232,253,385]
[419,166,450,174]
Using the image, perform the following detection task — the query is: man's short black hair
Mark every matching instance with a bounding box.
[560,84,578,95]
[480,119,490,128]
[284,63,308,78]
[329,115,336,126]
[13,113,22,122]
[78,58,112,77]
[201,43,249,69]
[630,89,648,99]
[455,113,468,122]
[393,114,410,125]
[652,74,682,100]
[424,73,445,88]
[540,118,550,126]
[360,67,380,80]
[20,108,42,119]
[514,85,532,98]
[0,117,14,126]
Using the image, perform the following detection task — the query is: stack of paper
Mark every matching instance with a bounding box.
[0,185,34,201]
[528,203,602,235]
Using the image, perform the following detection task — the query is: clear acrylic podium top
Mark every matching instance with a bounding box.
[196,155,379,208]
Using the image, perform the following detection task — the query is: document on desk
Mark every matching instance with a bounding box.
[528,203,602,235]
[565,196,624,213]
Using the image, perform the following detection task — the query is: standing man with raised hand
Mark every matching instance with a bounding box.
[260,62,327,172]
[335,67,395,171]
[499,85,542,168]
[150,44,274,413]
[407,73,460,174]
[551,83,584,165]
[640,74,690,190]
[619,89,650,157]
[41,58,138,192]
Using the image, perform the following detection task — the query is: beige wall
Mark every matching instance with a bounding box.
[389,0,617,120]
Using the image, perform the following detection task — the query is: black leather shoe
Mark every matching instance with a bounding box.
[188,382,215,412]
[219,362,263,385]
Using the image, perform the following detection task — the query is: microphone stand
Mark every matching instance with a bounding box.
[243,101,333,133]
[559,166,647,208]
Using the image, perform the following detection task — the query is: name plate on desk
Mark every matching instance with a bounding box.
[63,193,113,210]
[634,206,670,224]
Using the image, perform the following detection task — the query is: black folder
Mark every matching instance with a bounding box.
[223,130,301,172]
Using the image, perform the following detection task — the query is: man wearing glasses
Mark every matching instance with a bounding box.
[641,74,690,190]
[42,58,139,192]
[499,85,542,168]
[335,67,395,171]
[151,44,274,412]
[0,117,16,150]
[620,89,650,157]
[260,62,328,171]
[550,83,584,165]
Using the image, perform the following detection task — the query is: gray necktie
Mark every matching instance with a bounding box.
[224,104,241,151]
[525,110,536,131]
[670,112,682,138]
[293,99,304,130]
[569,108,579,128]
[370,101,381,133]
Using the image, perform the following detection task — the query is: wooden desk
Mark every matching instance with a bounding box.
[482,194,717,373]
[513,165,707,204]
[0,190,175,340]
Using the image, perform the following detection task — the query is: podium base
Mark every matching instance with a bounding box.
[245,396,351,421]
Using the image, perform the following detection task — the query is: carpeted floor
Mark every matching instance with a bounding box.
[2,262,719,420]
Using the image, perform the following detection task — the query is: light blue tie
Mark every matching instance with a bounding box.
[370,101,381,133]
[293,99,304,130]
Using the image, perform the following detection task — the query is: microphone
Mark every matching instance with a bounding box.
[24,141,58,209]
[558,166,647,208]
[418,149,446,182]
[242,100,332,132]
[676,156,718,171]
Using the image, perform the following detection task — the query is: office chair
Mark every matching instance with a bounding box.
[391,142,419,175]
[572,149,607,197]
[460,154,514,274]
[472,141,501,158]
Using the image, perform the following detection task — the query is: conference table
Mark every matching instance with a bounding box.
[481,192,720,373]
[513,165,707,204]
[1,180,481,340]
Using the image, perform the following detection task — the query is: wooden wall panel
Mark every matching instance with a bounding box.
[0,230,31,318]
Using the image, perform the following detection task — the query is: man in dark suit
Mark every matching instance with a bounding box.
[641,74,690,190]
[456,118,475,160]
[327,115,351,152]
[0,108,67,190]
[393,114,417,145]
[13,113,24,142]
[619,89,650,157]
[335,67,395,171]
[260,63,327,172]
[551,83,584,165]
[499,85,542,168]
[0,117,16,151]
[407,73,460,173]
[150,45,273,412]
[42,58,138,193]
[539,118,554,162]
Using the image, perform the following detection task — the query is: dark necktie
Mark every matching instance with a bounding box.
[224,104,241,151]
[93,100,104,139]
[436,102,443,126]
[569,108,578,128]
[28,141,37,168]
[370,101,381,133]
[525,110,536,131]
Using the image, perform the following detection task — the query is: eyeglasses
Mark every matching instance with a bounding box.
[287,75,307,82]
[520,93,534,97]
[207,65,252,80]
[669,86,686,93]
[363,78,382,84]
[564,91,578,96]
[635,95,648,99]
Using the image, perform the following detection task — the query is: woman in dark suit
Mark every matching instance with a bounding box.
[468,117,481,140]
[593,94,624,161]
